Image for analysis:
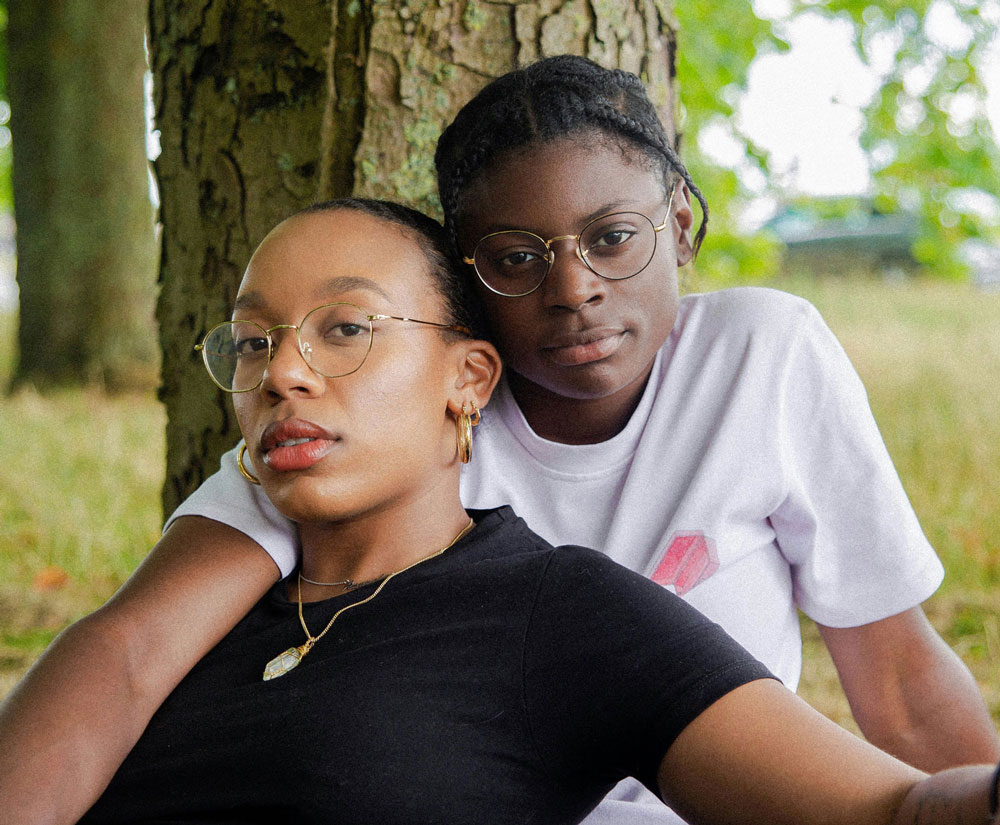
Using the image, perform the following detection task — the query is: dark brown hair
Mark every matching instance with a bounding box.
[435,55,708,258]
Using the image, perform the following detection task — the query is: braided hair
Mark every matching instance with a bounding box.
[434,55,708,259]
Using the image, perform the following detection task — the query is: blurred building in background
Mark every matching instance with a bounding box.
[767,199,920,280]
[767,197,1000,289]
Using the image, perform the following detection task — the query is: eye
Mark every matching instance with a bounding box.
[233,335,269,356]
[497,249,545,268]
[324,322,366,339]
[590,228,637,248]
[476,232,548,273]
[302,305,370,347]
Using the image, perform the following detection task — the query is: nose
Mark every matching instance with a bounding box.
[260,329,325,400]
[540,238,606,311]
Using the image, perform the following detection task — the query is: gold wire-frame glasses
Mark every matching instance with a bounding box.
[463,189,676,298]
[195,301,471,393]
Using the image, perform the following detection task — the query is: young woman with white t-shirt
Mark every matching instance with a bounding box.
[1,55,997,824]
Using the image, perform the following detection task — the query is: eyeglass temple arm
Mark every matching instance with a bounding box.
[370,314,471,336]
[653,188,678,232]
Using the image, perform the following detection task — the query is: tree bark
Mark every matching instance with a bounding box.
[8,0,157,391]
[149,0,678,515]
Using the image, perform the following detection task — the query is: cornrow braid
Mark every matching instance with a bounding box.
[435,55,709,259]
[582,101,708,255]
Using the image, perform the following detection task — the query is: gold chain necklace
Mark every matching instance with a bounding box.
[298,573,358,588]
[262,517,475,681]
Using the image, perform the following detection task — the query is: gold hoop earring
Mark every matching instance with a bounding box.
[237,442,261,485]
[456,401,480,464]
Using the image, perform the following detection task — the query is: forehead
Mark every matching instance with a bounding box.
[238,210,433,310]
[457,135,667,241]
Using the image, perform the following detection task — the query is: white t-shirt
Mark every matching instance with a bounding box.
[168,287,943,824]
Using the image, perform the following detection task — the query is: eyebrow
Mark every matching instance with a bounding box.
[233,275,392,313]
[478,200,640,236]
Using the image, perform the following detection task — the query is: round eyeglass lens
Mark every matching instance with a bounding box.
[297,303,374,378]
[201,320,271,392]
[472,232,550,297]
[579,212,657,280]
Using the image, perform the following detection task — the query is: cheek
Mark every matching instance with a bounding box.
[631,253,680,327]
[352,357,450,446]
[644,272,679,314]
[231,396,256,440]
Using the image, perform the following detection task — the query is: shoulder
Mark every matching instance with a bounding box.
[677,287,820,340]
[533,544,700,628]
[446,506,561,577]
[542,542,649,583]
[466,506,556,554]
[524,546,772,698]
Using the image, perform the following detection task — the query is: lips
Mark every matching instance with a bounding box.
[541,327,626,366]
[260,418,338,472]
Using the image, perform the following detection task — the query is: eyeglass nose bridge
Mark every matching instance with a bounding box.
[261,323,314,370]
[545,232,581,247]
[541,232,589,270]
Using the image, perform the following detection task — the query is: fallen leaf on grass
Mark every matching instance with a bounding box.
[32,566,70,592]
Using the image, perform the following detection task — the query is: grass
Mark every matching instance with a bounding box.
[765,274,1000,729]
[0,310,15,391]
[1,275,1000,732]
[0,383,165,697]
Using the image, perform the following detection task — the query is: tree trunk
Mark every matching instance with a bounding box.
[7,0,157,391]
[149,0,678,515]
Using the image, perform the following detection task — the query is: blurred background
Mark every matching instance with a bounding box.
[0,0,998,734]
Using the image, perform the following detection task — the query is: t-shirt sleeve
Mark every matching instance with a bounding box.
[521,548,773,798]
[769,301,944,627]
[164,444,300,578]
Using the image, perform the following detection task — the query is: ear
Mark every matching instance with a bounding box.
[670,181,695,268]
[446,338,502,417]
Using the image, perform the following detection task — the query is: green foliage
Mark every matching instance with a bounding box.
[815,0,1000,277]
[675,0,1000,282]
[673,1,787,281]
[687,229,783,287]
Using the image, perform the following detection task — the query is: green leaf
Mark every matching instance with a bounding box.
[679,0,999,281]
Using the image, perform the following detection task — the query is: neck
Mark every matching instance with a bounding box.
[506,363,654,445]
[296,492,471,603]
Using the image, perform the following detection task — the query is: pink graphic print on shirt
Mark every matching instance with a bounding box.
[651,532,719,596]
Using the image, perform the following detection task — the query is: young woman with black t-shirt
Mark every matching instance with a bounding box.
[70,199,1000,825]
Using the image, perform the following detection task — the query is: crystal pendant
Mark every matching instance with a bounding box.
[262,643,310,681]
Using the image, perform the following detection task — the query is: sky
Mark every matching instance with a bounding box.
[702,3,1000,204]
[733,13,887,196]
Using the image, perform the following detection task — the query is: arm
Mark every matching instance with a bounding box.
[762,300,997,768]
[658,678,998,825]
[0,516,278,825]
[818,606,1000,771]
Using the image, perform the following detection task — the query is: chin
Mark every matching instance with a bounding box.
[260,478,350,525]
[530,359,651,402]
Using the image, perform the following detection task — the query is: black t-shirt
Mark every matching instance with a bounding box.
[82,507,772,825]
